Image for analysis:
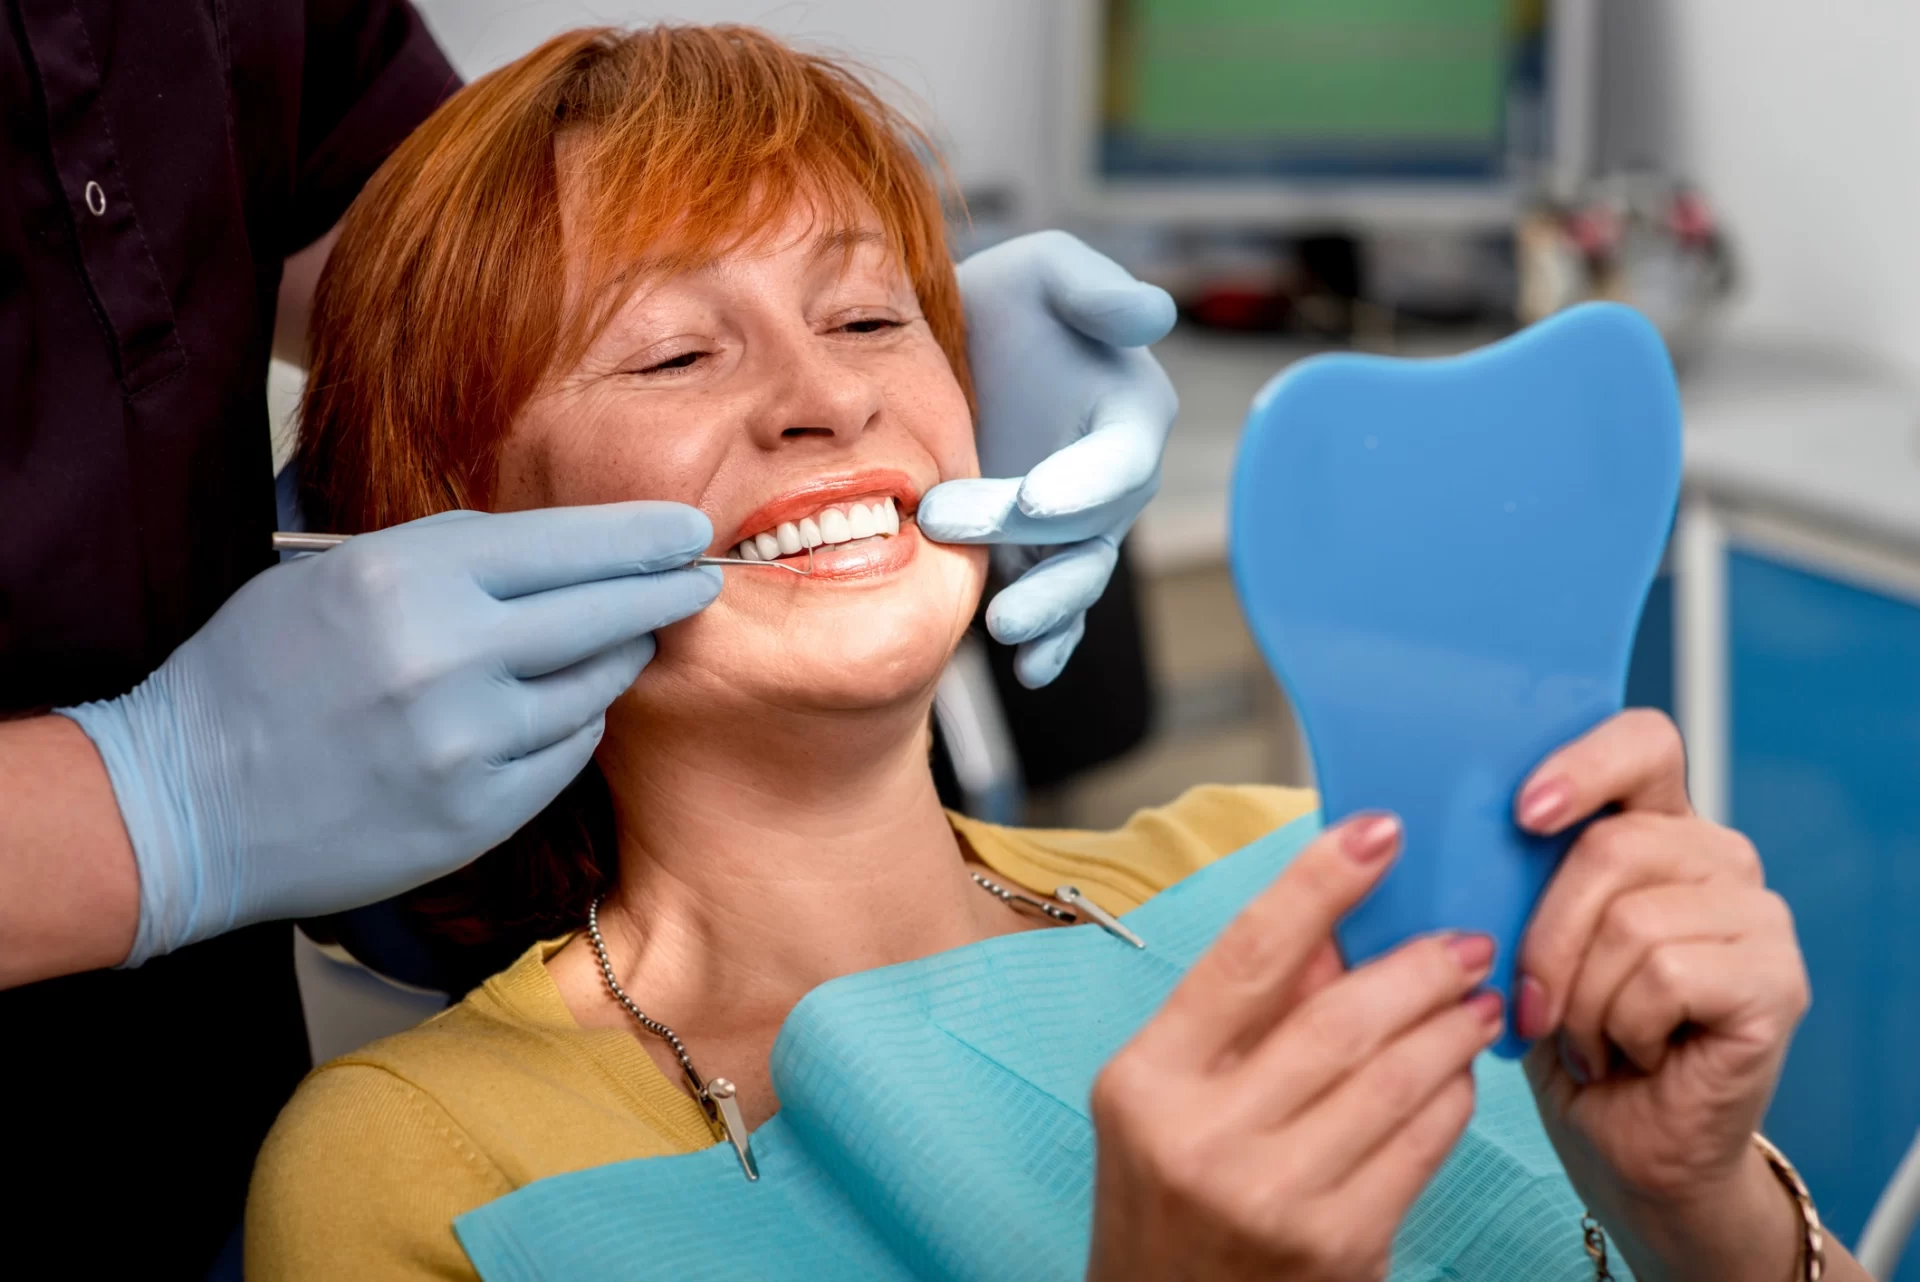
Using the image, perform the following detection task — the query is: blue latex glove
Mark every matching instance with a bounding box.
[59,503,719,966]
[918,231,1178,688]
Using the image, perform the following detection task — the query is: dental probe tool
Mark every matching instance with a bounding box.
[270,531,816,575]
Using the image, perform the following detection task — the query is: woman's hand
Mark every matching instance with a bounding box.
[1087,814,1504,1282]
[1513,709,1837,1282]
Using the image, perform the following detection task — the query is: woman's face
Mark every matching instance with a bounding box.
[494,201,985,726]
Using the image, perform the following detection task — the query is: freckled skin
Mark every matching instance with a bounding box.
[493,202,987,726]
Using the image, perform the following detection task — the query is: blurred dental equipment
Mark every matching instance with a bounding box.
[272,531,816,576]
[1517,174,1735,368]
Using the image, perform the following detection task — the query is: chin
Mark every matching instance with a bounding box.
[635,544,985,721]
[776,622,960,711]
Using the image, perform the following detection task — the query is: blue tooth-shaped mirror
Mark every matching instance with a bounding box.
[1229,302,1682,1056]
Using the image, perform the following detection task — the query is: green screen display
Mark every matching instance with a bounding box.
[1119,0,1511,144]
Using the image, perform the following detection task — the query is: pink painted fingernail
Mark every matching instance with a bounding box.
[1518,779,1571,831]
[1447,933,1496,975]
[1467,990,1505,1029]
[1343,815,1401,865]
[1515,975,1550,1040]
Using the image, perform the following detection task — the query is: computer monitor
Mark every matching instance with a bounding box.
[1056,0,1597,230]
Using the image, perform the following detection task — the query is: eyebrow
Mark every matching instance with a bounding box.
[812,228,889,256]
[586,226,895,329]
[611,227,888,288]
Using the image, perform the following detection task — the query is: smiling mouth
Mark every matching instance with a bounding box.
[731,495,904,562]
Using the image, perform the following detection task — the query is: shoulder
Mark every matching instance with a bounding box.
[956,784,1319,913]
[243,954,569,1282]
[247,945,713,1279]
[1121,783,1320,852]
[247,1055,507,1282]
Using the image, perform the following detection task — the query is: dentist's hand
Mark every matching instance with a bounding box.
[919,231,1178,688]
[60,503,719,966]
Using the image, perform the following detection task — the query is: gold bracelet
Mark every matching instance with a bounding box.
[1753,1133,1826,1282]
[1582,1134,1826,1282]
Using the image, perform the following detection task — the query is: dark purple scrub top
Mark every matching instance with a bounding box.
[0,4,455,1275]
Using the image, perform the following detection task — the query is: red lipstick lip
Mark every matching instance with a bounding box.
[724,469,921,548]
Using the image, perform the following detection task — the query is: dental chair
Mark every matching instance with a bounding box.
[1860,1127,1920,1280]
[931,541,1154,825]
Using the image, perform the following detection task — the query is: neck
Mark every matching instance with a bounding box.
[585,691,1004,1036]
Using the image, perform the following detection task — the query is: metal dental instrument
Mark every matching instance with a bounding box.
[696,546,815,575]
[271,531,816,575]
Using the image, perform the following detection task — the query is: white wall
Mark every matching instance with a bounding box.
[411,0,1054,221]
[1616,0,1920,381]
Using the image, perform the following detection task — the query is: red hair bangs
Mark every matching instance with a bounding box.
[298,24,968,535]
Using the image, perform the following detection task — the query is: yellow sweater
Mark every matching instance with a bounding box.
[245,784,1317,1281]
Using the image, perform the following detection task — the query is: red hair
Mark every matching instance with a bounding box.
[299,23,968,532]
[297,26,969,977]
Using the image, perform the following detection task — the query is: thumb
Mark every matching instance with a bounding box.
[1016,384,1167,520]
[914,476,1026,543]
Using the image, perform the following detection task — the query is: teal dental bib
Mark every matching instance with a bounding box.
[1230,303,1682,1055]
[451,304,1676,1278]
[455,817,1623,1281]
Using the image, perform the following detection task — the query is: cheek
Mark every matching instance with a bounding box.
[889,351,978,483]
[494,396,721,511]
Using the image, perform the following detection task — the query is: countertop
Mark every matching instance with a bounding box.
[1136,327,1920,572]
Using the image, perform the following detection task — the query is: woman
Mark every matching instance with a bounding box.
[248,25,1857,1282]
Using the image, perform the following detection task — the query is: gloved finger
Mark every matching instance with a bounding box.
[489,715,609,844]
[1014,380,1170,521]
[410,509,490,528]
[496,565,721,678]
[914,476,1026,543]
[400,501,713,599]
[919,477,1142,548]
[1034,234,1178,349]
[1012,613,1087,689]
[505,635,657,759]
[984,538,1119,646]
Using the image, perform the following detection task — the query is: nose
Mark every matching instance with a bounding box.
[744,326,885,450]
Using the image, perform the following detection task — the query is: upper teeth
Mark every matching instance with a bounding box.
[736,497,901,561]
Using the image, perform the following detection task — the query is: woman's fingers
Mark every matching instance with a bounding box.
[1515,708,1692,835]
[1555,884,1769,1078]
[1324,1070,1480,1256]
[1132,813,1402,1070]
[1228,930,1495,1129]
[1089,816,1511,1282]
[1516,811,1762,1042]
[1600,900,1808,1077]
[1276,987,1504,1183]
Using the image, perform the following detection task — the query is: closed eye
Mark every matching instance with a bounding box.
[636,350,705,374]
